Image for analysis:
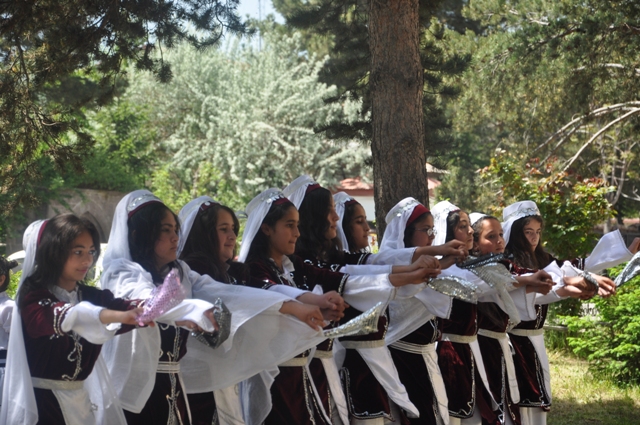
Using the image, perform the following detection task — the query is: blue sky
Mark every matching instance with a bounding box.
[237,0,285,23]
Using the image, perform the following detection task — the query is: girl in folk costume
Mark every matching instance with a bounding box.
[464,214,554,425]
[333,193,435,425]
[100,190,325,425]
[0,254,18,407]
[285,176,466,271]
[239,188,437,425]
[429,201,500,425]
[380,198,475,425]
[287,179,446,425]
[1,215,151,425]
[501,201,632,425]
[178,196,344,424]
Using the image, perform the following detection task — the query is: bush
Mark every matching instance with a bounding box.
[561,264,640,386]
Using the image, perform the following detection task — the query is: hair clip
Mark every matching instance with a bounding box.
[127,194,161,213]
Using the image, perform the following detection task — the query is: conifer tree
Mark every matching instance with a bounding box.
[272,0,470,235]
[0,0,246,216]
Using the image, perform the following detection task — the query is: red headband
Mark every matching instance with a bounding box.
[305,183,321,194]
[345,198,360,207]
[406,204,430,227]
[127,200,163,218]
[37,220,49,246]
[274,196,291,206]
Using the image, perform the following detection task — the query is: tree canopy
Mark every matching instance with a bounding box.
[0,0,246,216]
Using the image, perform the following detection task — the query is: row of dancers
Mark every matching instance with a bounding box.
[0,173,635,425]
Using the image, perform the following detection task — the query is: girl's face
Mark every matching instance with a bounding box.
[59,231,96,288]
[454,211,474,250]
[155,210,179,268]
[410,214,436,248]
[474,218,505,255]
[261,207,300,258]
[325,197,340,241]
[348,204,370,251]
[216,209,237,263]
[523,219,542,251]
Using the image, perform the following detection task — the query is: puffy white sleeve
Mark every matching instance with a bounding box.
[100,259,215,331]
[584,230,633,274]
[365,248,416,266]
[339,264,393,275]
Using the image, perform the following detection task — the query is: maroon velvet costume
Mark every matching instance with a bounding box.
[182,259,251,425]
[247,254,349,425]
[123,325,191,425]
[509,305,550,411]
[477,302,520,425]
[388,318,439,425]
[21,285,138,425]
[298,249,407,424]
[437,299,498,424]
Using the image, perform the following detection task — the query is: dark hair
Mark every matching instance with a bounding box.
[342,200,368,253]
[180,203,248,282]
[128,202,182,283]
[296,187,342,262]
[471,215,500,246]
[445,210,463,243]
[403,212,432,248]
[0,256,18,293]
[246,200,296,264]
[18,214,100,307]
[505,215,552,270]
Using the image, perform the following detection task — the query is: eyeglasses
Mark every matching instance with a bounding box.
[416,228,437,237]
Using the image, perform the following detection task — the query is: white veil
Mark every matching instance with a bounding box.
[237,188,288,263]
[379,197,423,252]
[177,196,219,256]
[282,174,316,210]
[431,201,460,247]
[501,201,540,245]
[0,220,43,425]
[333,191,355,252]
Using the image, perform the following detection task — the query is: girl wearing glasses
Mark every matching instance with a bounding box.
[1,215,150,425]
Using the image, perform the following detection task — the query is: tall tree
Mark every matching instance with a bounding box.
[369,1,429,232]
[273,0,470,235]
[0,0,246,217]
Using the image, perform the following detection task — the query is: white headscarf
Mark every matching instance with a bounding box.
[431,201,460,247]
[177,196,219,256]
[379,197,424,251]
[469,212,488,227]
[238,188,288,263]
[333,192,356,252]
[501,201,540,245]
[282,175,317,209]
[102,190,162,266]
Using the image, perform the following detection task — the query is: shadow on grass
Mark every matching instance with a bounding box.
[549,395,640,425]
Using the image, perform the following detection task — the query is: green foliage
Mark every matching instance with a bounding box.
[271,0,471,155]
[7,270,21,299]
[479,150,614,260]
[1,0,248,225]
[444,0,640,211]
[562,265,640,386]
[120,31,370,202]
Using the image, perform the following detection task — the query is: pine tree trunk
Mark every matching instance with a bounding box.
[369,0,428,239]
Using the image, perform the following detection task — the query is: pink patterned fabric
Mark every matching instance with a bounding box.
[136,269,186,326]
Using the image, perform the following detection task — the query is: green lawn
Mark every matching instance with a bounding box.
[548,350,640,425]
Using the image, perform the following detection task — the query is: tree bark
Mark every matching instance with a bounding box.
[369,0,428,239]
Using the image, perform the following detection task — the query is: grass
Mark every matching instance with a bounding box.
[548,350,640,425]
